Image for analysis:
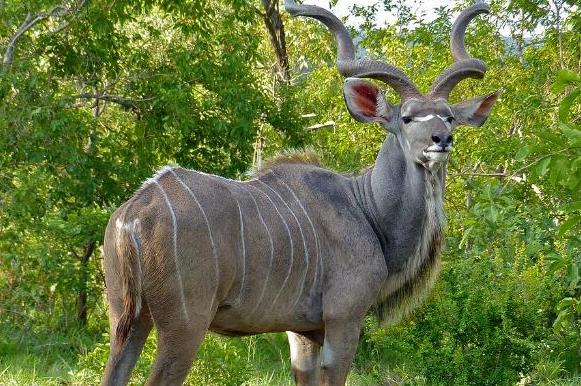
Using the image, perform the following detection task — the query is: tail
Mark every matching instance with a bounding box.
[114,218,142,346]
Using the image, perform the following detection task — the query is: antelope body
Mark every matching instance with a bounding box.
[102,2,500,385]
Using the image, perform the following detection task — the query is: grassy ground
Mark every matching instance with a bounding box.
[0,323,392,386]
[1,322,579,386]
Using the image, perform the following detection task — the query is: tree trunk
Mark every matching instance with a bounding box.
[261,0,291,85]
[77,240,96,326]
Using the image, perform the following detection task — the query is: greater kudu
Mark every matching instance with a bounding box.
[102,1,499,385]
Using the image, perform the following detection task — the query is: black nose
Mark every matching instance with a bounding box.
[432,134,453,146]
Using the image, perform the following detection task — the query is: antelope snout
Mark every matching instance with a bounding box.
[431,133,453,149]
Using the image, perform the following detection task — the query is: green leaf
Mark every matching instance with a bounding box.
[553,69,581,92]
[535,130,565,146]
[557,297,575,311]
[558,217,579,236]
[568,263,580,289]
[561,201,581,212]
[536,157,551,177]
[559,89,581,123]
[515,145,531,161]
[559,123,581,146]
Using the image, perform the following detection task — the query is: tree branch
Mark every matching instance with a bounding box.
[2,0,87,74]
[75,93,144,111]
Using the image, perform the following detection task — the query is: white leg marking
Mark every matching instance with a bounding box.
[257,179,307,310]
[152,179,190,323]
[247,181,294,312]
[321,342,335,368]
[242,185,274,317]
[287,332,317,372]
[271,173,315,308]
[234,197,246,304]
[169,169,219,309]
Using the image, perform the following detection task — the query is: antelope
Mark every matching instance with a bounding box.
[101,1,499,385]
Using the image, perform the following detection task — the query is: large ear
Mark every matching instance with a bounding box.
[343,78,395,130]
[451,90,501,127]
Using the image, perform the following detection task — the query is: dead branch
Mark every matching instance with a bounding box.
[75,93,150,111]
[2,0,87,74]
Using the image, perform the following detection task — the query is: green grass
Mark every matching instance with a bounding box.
[1,322,579,386]
[0,321,397,386]
[0,324,101,385]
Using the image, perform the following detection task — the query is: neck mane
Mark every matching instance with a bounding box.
[352,134,446,324]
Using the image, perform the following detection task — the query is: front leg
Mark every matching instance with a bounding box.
[287,331,321,386]
[320,318,363,386]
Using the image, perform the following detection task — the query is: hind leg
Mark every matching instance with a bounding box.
[102,305,153,386]
[144,313,212,386]
[287,331,322,386]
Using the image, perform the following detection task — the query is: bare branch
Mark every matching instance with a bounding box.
[307,121,336,131]
[450,172,508,178]
[2,0,88,74]
[75,93,147,111]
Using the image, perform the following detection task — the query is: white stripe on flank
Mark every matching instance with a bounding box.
[234,197,247,304]
[272,174,321,305]
[270,173,312,307]
[152,179,190,323]
[249,181,294,312]
[169,169,219,309]
[258,178,308,310]
[242,185,274,317]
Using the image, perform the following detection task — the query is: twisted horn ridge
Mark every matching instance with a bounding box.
[429,2,490,99]
[285,0,421,100]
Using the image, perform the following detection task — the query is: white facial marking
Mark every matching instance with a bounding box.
[437,114,452,129]
[412,114,435,122]
[411,114,452,129]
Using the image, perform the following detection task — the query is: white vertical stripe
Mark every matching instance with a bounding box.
[269,172,312,308]
[234,197,246,304]
[243,185,275,317]
[249,181,294,312]
[257,179,307,310]
[152,179,190,323]
[169,169,219,310]
[272,173,321,305]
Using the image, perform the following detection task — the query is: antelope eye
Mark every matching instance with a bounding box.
[402,116,412,124]
[446,116,455,124]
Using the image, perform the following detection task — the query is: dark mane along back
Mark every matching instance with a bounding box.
[251,149,322,177]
